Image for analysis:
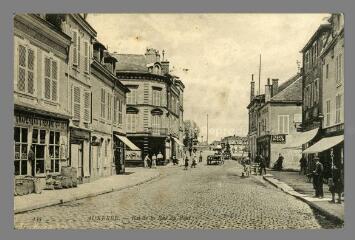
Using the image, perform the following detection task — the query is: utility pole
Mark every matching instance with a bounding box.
[206,114,209,145]
[258,54,261,95]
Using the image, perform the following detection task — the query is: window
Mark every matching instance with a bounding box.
[32,129,46,175]
[127,88,137,104]
[326,64,329,79]
[107,93,112,120]
[118,99,123,124]
[16,42,36,95]
[105,139,108,157]
[127,113,138,132]
[336,54,343,85]
[83,91,91,123]
[14,127,28,176]
[84,40,90,73]
[72,29,79,66]
[49,131,60,173]
[278,115,289,134]
[326,100,331,126]
[113,96,117,124]
[336,94,342,124]
[43,56,59,102]
[73,86,81,120]
[152,89,162,106]
[314,79,319,104]
[101,89,106,118]
[152,115,162,134]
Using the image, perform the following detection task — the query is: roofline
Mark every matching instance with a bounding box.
[71,14,97,38]
[300,24,331,53]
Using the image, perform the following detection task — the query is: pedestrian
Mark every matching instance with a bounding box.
[259,154,266,175]
[245,157,251,177]
[299,156,307,175]
[191,154,197,168]
[199,151,203,163]
[172,155,177,165]
[152,154,157,168]
[184,155,189,170]
[329,163,343,204]
[157,151,163,165]
[144,154,150,168]
[313,156,324,198]
[273,153,284,171]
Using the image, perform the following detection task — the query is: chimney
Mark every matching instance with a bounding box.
[272,78,279,97]
[265,78,272,102]
[250,74,255,101]
[161,61,170,75]
[145,48,157,64]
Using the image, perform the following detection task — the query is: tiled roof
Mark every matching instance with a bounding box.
[271,74,302,102]
[111,53,148,72]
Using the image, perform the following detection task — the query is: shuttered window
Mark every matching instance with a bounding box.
[84,91,91,123]
[278,115,289,134]
[43,56,59,102]
[73,86,81,120]
[78,35,81,68]
[100,89,106,119]
[107,93,112,120]
[84,41,89,73]
[16,43,35,95]
[72,30,78,66]
[113,96,118,124]
[336,94,342,124]
[118,99,123,124]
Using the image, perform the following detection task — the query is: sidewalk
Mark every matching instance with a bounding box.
[14,167,160,214]
[263,170,344,222]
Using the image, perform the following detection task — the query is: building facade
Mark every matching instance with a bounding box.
[90,42,130,179]
[256,76,303,169]
[113,49,185,166]
[247,76,265,162]
[14,14,72,179]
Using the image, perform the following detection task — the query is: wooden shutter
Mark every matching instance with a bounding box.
[44,57,51,100]
[78,35,81,68]
[101,89,105,118]
[51,60,58,101]
[84,91,91,123]
[18,44,26,92]
[27,48,35,94]
[72,30,78,65]
[84,41,89,73]
[73,86,81,120]
[113,96,117,124]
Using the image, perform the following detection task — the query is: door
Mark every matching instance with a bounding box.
[71,143,84,178]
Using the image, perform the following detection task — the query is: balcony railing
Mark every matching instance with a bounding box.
[147,127,168,136]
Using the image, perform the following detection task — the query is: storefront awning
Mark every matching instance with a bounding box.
[115,135,140,151]
[302,135,344,154]
[283,128,319,150]
[172,137,184,146]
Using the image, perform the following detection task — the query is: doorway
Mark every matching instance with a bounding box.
[71,142,84,178]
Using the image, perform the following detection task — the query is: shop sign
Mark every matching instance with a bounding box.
[15,113,67,130]
[271,134,286,143]
[125,150,142,161]
[70,129,90,141]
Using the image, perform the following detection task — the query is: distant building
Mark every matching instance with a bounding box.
[113,49,185,165]
[247,75,265,162]
[220,135,248,154]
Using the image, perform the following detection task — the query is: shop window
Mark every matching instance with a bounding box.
[49,131,60,173]
[32,129,46,175]
[14,127,28,176]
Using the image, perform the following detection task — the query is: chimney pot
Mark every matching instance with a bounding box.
[272,78,279,97]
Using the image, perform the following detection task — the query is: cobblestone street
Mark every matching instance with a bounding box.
[14,155,343,229]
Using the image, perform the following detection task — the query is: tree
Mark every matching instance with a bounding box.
[183,120,200,147]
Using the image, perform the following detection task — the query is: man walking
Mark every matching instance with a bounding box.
[144,154,150,168]
[259,154,267,175]
[313,156,324,198]
[157,151,163,165]
[152,154,157,168]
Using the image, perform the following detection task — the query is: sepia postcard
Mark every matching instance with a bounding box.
[13,13,344,229]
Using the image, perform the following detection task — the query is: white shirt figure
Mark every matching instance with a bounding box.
[144,155,149,168]
[152,154,157,168]
[157,152,163,160]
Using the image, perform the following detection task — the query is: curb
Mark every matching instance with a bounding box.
[14,172,160,214]
[263,175,344,223]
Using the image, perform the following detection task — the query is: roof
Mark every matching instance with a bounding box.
[301,23,331,52]
[111,53,148,73]
[270,74,302,102]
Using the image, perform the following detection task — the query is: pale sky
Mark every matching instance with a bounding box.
[87,13,329,143]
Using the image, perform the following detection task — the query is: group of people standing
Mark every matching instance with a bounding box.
[183,148,203,170]
[143,152,164,168]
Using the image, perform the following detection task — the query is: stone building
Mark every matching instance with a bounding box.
[90,41,130,179]
[14,14,72,178]
[303,13,344,176]
[256,76,303,169]
[113,49,185,166]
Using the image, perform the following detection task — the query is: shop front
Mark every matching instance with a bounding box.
[14,110,69,178]
[257,135,270,167]
[115,134,141,169]
[70,128,91,183]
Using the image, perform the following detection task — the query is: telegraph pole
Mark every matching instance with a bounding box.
[206,114,209,145]
[258,54,261,95]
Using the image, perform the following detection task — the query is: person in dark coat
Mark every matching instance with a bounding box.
[259,154,267,175]
[273,153,284,171]
[329,164,343,204]
[313,156,324,198]
[184,155,189,170]
[299,156,307,175]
